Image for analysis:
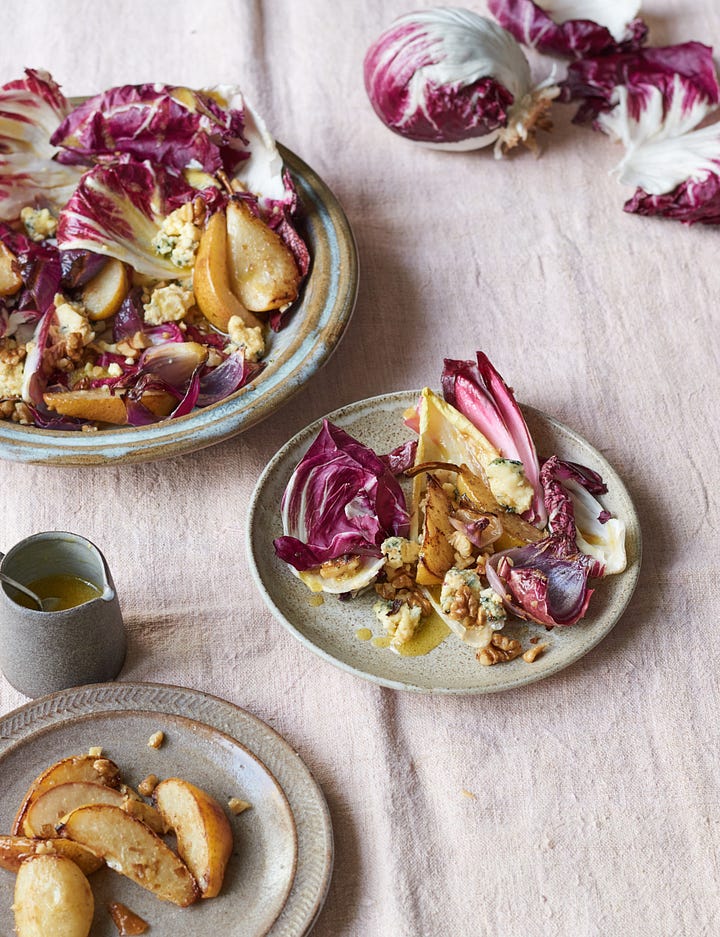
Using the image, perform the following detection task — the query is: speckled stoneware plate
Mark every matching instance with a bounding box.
[0,144,357,465]
[0,683,333,936]
[247,391,642,694]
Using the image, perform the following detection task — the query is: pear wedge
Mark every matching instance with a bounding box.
[58,804,199,907]
[154,777,233,898]
[81,258,129,320]
[194,210,262,332]
[0,241,22,296]
[226,199,301,312]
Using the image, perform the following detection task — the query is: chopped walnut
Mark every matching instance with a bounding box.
[477,633,523,666]
[146,731,165,749]
[0,339,27,366]
[0,400,33,424]
[88,746,103,758]
[93,758,121,784]
[448,583,484,629]
[523,643,549,663]
[137,774,160,797]
[228,797,251,815]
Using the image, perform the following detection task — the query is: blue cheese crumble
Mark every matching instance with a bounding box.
[373,599,422,648]
[143,283,195,325]
[152,204,203,268]
[486,458,533,514]
[20,206,57,242]
[381,536,420,570]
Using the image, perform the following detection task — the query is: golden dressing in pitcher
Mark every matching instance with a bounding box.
[14,574,101,611]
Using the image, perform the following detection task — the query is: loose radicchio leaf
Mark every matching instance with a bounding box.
[380,439,418,475]
[59,249,108,289]
[545,456,627,574]
[363,8,558,153]
[274,420,410,571]
[51,84,249,175]
[563,44,720,224]
[0,68,83,220]
[488,0,647,60]
[57,156,204,279]
[442,352,546,526]
[0,222,61,316]
[560,43,720,126]
[20,304,55,404]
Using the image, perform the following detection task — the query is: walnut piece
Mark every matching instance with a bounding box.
[87,746,103,758]
[228,797,251,815]
[146,731,165,749]
[477,633,523,666]
[523,643,549,663]
[137,773,160,797]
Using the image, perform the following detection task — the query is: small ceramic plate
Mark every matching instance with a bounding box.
[0,144,357,465]
[0,683,333,936]
[247,391,642,694]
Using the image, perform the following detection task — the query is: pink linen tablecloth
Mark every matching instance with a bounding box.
[1,2,718,934]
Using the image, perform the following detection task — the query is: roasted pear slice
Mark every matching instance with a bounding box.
[0,241,22,296]
[0,835,103,876]
[194,210,262,331]
[416,474,457,586]
[81,258,129,320]
[154,777,233,898]
[456,466,544,550]
[13,754,121,836]
[43,389,177,425]
[58,804,199,907]
[226,199,301,311]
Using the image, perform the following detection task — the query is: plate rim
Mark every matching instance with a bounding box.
[0,681,334,937]
[0,142,358,466]
[246,389,643,695]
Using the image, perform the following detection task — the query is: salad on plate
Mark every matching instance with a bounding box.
[274,352,627,667]
[0,70,309,431]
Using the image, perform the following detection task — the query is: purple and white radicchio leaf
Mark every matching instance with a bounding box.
[560,44,720,224]
[20,304,55,404]
[0,69,82,220]
[274,420,410,571]
[488,0,647,60]
[442,352,546,526]
[57,157,202,279]
[363,8,558,155]
[545,457,626,575]
[380,439,418,475]
[51,83,249,175]
[561,43,720,129]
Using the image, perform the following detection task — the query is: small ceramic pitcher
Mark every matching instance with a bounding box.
[0,532,126,698]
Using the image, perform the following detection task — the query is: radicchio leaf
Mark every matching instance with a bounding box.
[0,69,82,220]
[488,0,647,60]
[51,84,249,175]
[442,352,545,526]
[560,43,720,126]
[57,156,209,279]
[274,420,410,571]
[0,222,61,316]
[380,439,418,475]
[487,540,601,626]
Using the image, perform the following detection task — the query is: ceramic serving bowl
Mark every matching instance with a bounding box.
[0,145,358,466]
